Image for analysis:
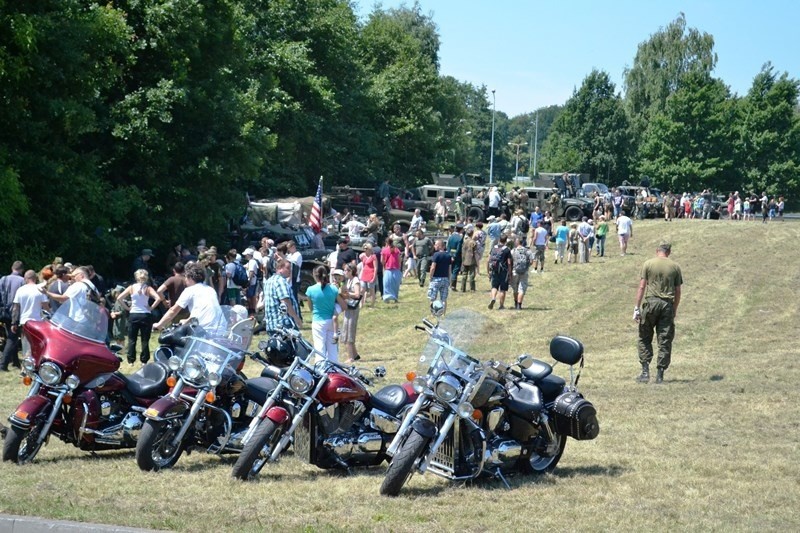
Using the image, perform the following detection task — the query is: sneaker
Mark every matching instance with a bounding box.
[488,299,495,309]
[498,305,505,310]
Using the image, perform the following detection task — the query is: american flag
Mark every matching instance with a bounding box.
[309,176,323,233]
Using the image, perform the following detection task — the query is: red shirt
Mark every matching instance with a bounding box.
[381,247,401,270]
[359,253,377,283]
[390,197,404,209]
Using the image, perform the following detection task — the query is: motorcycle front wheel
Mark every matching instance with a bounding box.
[231,420,281,481]
[524,431,566,474]
[136,419,184,472]
[380,430,429,497]
[2,421,46,464]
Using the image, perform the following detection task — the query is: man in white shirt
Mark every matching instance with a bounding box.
[488,186,502,217]
[578,217,593,263]
[616,214,634,256]
[153,263,225,335]
[409,209,424,233]
[285,240,303,303]
[5,270,49,364]
[242,248,260,317]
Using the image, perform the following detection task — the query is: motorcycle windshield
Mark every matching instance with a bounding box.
[176,305,249,386]
[417,309,484,381]
[50,298,108,344]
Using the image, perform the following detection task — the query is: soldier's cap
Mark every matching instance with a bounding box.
[658,241,672,252]
[141,248,154,257]
[455,223,464,230]
[338,235,350,244]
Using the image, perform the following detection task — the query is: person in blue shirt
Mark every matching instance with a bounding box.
[554,219,570,264]
[529,206,543,229]
[305,265,347,362]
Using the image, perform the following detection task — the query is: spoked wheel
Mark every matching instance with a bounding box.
[231,420,281,481]
[380,430,429,497]
[136,419,184,472]
[524,431,566,474]
[2,421,47,464]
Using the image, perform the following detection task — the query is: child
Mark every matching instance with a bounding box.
[331,269,345,344]
[403,235,418,279]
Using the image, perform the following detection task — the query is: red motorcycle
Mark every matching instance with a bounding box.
[3,299,171,464]
[231,323,417,480]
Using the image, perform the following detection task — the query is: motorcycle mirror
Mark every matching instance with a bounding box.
[517,354,534,369]
[430,300,445,318]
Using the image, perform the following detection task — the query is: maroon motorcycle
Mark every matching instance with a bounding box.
[3,299,171,464]
[231,323,418,480]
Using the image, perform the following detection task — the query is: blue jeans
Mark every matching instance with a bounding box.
[596,235,606,257]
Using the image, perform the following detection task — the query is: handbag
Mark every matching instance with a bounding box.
[346,296,361,310]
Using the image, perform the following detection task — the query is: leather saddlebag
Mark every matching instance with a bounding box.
[552,391,599,440]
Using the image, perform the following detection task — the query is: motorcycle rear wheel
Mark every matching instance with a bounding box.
[2,422,46,464]
[231,420,280,481]
[380,430,428,497]
[136,419,184,472]
[524,432,566,474]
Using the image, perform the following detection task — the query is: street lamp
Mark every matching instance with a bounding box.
[489,89,496,184]
[508,141,528,180]
[533,110,539,176]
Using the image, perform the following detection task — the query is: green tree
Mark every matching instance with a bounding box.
[737,63,800,198]
[539,70,631,181]
[624,13,717,131]
[637,72,736,193]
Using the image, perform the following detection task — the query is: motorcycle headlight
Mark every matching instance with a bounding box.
[182,355,207,383]
[22,357,36,374]
[412,376,428,394]
[434,374,462,403]
[168,356,182,371]
[38,362,63,386]
[65,374,80,390]
[457,402,474,419]
[288,368,313,394]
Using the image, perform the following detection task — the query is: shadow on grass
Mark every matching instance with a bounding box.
[466,463,626,492]
[31,448,136,465]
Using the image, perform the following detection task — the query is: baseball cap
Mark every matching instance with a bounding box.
[141,248,154,256]
[338,235,350,244]
[332,268,345,277]
[487,216,496,222]
[242,248,255,256]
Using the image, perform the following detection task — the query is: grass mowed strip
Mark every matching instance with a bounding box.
[1,219,799,531]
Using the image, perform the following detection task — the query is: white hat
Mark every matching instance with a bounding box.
[332,268,345,277]
[242,248,255,256]
[487,216,496,222]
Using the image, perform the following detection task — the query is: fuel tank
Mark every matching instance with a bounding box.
[317,371,369,405]
[25,320,119,382]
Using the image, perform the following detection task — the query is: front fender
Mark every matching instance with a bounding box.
[264,406,290,425]
[411,416,437,439]
[143,396,188,422]
[8,395,52,429]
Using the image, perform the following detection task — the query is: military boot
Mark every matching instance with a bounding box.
[469,280,476,292]
[450,279,458,291]
[460,278,467,292]
[636,364,650,383]
[655,369,664,384]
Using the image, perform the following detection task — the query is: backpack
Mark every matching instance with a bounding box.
[512,247,530,274]
[518,217,529,235]
[0,275,10,323]
[232,261,249,288]
[488,246,504,273]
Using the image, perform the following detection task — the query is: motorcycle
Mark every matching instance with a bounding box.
[230,322,417,480]
[380,308,599,496]
[2,299,178,464]
[135,308,277,471]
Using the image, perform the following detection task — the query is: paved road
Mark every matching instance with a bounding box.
[0,514,160,532]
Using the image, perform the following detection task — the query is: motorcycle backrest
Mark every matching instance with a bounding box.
[550,335,584,366]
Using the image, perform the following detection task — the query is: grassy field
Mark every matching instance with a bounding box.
[1,218,799,532]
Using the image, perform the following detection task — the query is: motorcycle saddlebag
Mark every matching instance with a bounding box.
[551,392,599,440]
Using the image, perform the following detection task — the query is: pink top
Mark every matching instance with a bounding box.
[359,253,377,283]
[381,247,401,271]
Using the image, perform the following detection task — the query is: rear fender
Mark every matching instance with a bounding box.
[8,395,52,429]
[142,396,188,422]
[264,406,290,425]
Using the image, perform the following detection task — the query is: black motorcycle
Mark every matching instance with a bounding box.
[380,309,599,496]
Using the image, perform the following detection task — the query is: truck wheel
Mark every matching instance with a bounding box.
[467,207,484,222]
[565,206,582,221]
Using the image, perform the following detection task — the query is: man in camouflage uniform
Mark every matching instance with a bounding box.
[634,241,683,384]
[413,229,433,287]
[548,192,561,215]
[459,225,478,292]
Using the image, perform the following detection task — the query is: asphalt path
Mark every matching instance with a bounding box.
[0,514,159,532]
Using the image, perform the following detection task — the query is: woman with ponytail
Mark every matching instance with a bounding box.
[305,265,347,362]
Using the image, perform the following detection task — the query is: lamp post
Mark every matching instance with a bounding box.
[508,141,528,181]
[533,110,539,176]
[489,89,496,184]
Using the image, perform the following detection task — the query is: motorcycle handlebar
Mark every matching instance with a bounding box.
[415,325,427,332]
[422,318,435,329]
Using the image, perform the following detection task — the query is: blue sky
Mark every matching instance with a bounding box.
[356,0,800,117]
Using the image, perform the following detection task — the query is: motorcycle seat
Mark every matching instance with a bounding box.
[244,377,279,406]
[505,381,542,421]
[521,359,553,382]
[121,363,169,398]
[370,384,408,416]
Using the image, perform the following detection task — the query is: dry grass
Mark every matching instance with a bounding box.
[1,218,799,532]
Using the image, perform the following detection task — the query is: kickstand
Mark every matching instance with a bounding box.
[493,468,511,489]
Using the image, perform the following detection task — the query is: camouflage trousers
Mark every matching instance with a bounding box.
[459,264,477,291]
[637,297,676,370]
